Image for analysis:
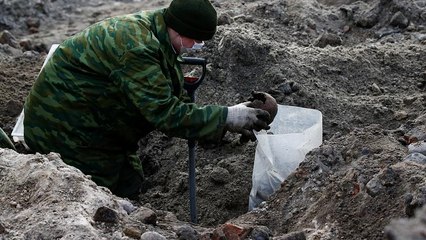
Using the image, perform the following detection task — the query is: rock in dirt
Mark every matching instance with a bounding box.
[19,39,33,51]
[117,199,137,214]
[366,176,383,197]
[408,141,426,155]
[390,11,409,29]
[209,166,231,184]
[140,231,167,240]
[313,32,342,48]
[131,206,157,225]
[93,206,119,223]
[123,227,142,239]
[212,223,252,240]
[217,13,234,26]
[249,225,272,239]
[404,153,426,165]
[176,225,199,240]
[25,17,40,29]
[0,30,18,48]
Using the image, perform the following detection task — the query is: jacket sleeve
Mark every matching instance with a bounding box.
[110,38,227,141]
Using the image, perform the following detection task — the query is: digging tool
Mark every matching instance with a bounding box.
[182,56,207,224]
[0,127,16,150]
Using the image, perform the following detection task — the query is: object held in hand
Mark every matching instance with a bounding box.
[238,91,278,144]
[247,91,278,124]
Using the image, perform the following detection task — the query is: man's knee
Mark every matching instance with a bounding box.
[113,162,144,199]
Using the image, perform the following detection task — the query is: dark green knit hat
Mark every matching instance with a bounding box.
[164,0,217,40]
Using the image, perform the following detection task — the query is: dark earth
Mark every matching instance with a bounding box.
[1,0,426,239]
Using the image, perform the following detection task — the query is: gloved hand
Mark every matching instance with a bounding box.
[226,102,271,141]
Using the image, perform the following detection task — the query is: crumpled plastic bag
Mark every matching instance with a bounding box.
[249,105,323,210]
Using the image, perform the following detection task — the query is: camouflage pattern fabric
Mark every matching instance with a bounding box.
[0,127,15,150]
[23,9,227,197]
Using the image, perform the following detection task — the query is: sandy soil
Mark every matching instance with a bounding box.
[1,0,425,239]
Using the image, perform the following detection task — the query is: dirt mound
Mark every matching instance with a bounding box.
[0,0,425,239]
[0,149,220,239]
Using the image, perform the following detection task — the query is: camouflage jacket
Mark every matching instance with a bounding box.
[24,9,227,183]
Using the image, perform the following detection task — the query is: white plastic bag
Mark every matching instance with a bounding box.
[249,105,323,210]
[11,44,60,144]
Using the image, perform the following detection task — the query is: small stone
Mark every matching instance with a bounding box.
[212,223,252,239]
[19,39,33,51]
[28,27,39,34]
[342,25,351,33]
[209,167,231,184]
[328,14,339,21]
[217,13,233,26]
[370,83,383,94]
[176,225,198,240]
[408,141,426,155]
[25,17,41,29]
[378,167,399,186]
[416,33,426,41]
[404,153,426,165]
[356,10,379,28]
[33,42,48,53]
[0,30,19,48]
[314,33,342,48]
[123,227,142,239]
[249,226,272,240]
[22,51,38,58]
[403,96,417,105]
[130,206,157,225]
[394,111,408,120]
[305,18,316,30]
[390,11,409,29]
[366,176,383,197]
[93,206,119,223]
[243,15,255,23]
[406,22,416,31]
[117,199,136,214]
[278,82,298,95]
[163,211,178,222]
[140,231,166,240]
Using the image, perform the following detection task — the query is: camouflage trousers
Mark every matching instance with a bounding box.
[62,150,144,199]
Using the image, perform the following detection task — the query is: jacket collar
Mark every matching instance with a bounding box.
[149,9,183,66]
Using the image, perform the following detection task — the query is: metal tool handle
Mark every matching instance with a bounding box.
[182,57,207,100]
[181,56,207,224]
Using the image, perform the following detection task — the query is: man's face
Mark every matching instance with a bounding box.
[168,28,204,54]
[180,36,204,49]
